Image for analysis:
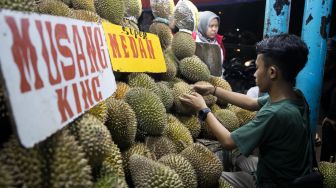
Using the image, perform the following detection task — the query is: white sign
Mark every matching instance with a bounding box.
[0,10,116,148]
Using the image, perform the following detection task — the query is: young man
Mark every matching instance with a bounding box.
[180,34,312,187]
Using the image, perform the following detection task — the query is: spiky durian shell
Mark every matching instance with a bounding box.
[0,160,14,188]
[158,154,198,188]
[72,9,101,22]
[37,0,74,17]
[219,178,234,188]
[105,98,137,151]
[319,161,336,188]
[149,22,173,50]
[172,31,196,60]
[94,174,128,188]
[124,0,142,19]
[99,145,125,178]
[0,0,36,12]
[122,143,155,186]
[156,82,174,111]
[43,129,93,188]
[129,154,184,188]
[125,87,167,136]
[112,82,131,100]
[121,18,140,31]
[214,109,240,132]
[94,0,124,24]
[150,0,174,19]
[177,114,201,139]
[0,136,43,188]
[72,0,95,12]
[228,105,256,126]
[179,56,211,83]
[128,73,160,96]
[145,136,178,159]
[70,113,114,170]
[88,100,108,123]
[164,114,193,152]
[171,81,195,115]
[209,76,232,107]
[180,143,223,188]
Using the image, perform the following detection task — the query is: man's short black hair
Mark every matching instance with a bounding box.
[256,34,309,85]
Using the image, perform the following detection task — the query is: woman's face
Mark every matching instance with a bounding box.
[206,18,219,39]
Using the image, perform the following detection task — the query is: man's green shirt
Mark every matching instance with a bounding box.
[231,94,311,187]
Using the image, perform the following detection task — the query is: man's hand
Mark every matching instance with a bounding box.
[179,92,208,111]
[192,84,215,96]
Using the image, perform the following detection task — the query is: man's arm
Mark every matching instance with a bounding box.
[214,87,260,111]
[204,112,237,149]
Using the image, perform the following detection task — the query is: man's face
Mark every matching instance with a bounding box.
[206,18,219,39]
[254,54,271,93]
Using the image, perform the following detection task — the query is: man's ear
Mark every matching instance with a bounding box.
[269,66,278,79]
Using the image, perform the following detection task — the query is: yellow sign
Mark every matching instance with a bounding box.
[103,21,166,73]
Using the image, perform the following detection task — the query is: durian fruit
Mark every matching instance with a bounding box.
[105,97,137,151]
[177,114,201,139]
[112,82,131,100]
[60,0,71,6]
[209,76,232,107]
[94,173,128,188]
[121,18,139,31]
[164,114,193,152]
[179,56,211,83]
[145,136,178,159]
[128,73,160,96]
[180,143,223,188]
[0,0,36,12]
[149,22,173,50]
[150,0,175,20]
[319,161,336,188]
[70,113,114,170]
[153,51,178,81]
[129,154,184,188]
[124,0,142,21]
[171,81,196,115]
[214,109,240,132]
[0,160,14,188]
[172,31,196,60]
[218,178,234,188]
[37,0,74,17]
[0,135,42,188]
[210,103,222,113]
[125,87,167,136]
[228,105,256,126]
[88,100,108,123]
[173,0,198,31]
[156,82,174,111]
[100,146,125,178]
[43,129,93,188]
[122,143,155,186]
[72,0,95,12]
[72,9,101,22]
[195,81,217,106]
[94,0,124,25]
[158,154,198,188]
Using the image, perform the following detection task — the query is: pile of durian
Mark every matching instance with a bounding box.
[0,0,259,188]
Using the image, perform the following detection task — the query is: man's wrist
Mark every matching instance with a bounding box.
[198,108,211,121]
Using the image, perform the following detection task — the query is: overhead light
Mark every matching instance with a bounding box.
[236,28,240,31]
[236,49,241,52]
[218,11,222,14]
[244,60,254,66]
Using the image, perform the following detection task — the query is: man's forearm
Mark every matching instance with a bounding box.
[205,112,236,150]
[214,87,259,111]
